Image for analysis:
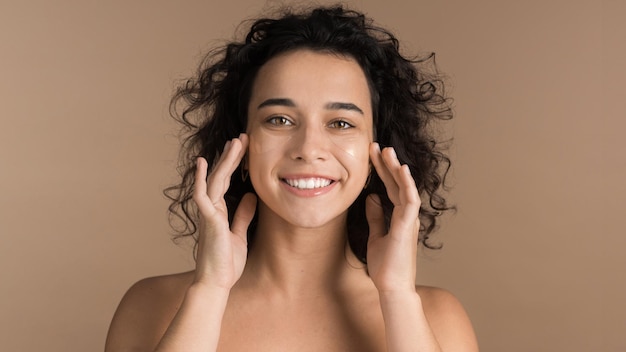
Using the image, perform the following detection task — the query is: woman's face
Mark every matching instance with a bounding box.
[247,49,374,229]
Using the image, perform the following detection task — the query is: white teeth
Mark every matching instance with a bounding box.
[285,178,332,189]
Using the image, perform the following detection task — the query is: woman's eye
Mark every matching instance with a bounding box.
[329,120,354,129]
[266,116,293,126]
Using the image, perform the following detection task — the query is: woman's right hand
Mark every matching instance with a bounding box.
[192,133,257,290]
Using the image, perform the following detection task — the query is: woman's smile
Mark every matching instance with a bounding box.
[282,177,334,190]
[280,175,338,197]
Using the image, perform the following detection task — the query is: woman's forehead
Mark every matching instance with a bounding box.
[249,49,372,112]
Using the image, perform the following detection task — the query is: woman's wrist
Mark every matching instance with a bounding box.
[378,288,442,352]
[188,280,232,302]
[376,280,420,297]
[378,288,422,309]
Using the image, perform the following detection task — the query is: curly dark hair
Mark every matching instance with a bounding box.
[165,5,454,263]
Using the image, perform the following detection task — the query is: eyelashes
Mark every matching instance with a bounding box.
[264,115,355,130]
[328,120,355,129]
[266,115,294,126]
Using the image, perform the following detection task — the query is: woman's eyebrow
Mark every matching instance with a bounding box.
[325,102,364,115]
[257,99,364,115]
[257,98,295,109]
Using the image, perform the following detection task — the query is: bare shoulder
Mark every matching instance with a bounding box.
[416,285,479,351]
[105,271,194,352]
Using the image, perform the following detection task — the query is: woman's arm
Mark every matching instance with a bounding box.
[156,135,256,351]
[378,287,478,352]
[378,289,441,351]
[106,135,255,352]
[367,143,478,351]
[154,284,230,351]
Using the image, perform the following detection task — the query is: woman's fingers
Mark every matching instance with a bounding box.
[370,143,420,207]
[370,143,399,202]
[205,134,249,203]
[391,164,420,208]
[230,192,257,243]
[192,134,249,219]
[366,193,386,242]
[194,157,209,197]
[193,157,214,215]
[369,142,421,236]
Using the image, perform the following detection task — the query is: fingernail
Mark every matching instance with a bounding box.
[388,147,397,158]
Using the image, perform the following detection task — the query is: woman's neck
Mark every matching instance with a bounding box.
[237,203,368,300]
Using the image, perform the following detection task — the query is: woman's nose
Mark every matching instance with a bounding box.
[289,124,330,162]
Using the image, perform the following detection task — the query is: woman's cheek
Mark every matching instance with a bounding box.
[248,127,293,155]
[330,133,372,162]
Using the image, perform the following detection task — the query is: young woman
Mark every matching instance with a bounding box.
[106,6,478,352]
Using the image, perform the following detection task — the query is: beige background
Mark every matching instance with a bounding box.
[1,0,624,351]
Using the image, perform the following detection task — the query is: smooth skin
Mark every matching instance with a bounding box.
[105,50,478,352]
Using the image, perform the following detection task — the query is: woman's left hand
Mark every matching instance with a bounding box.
[366,142,421,293]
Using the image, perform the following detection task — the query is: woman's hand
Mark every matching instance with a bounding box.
[192,133,257,290]
[366,142,421,294]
